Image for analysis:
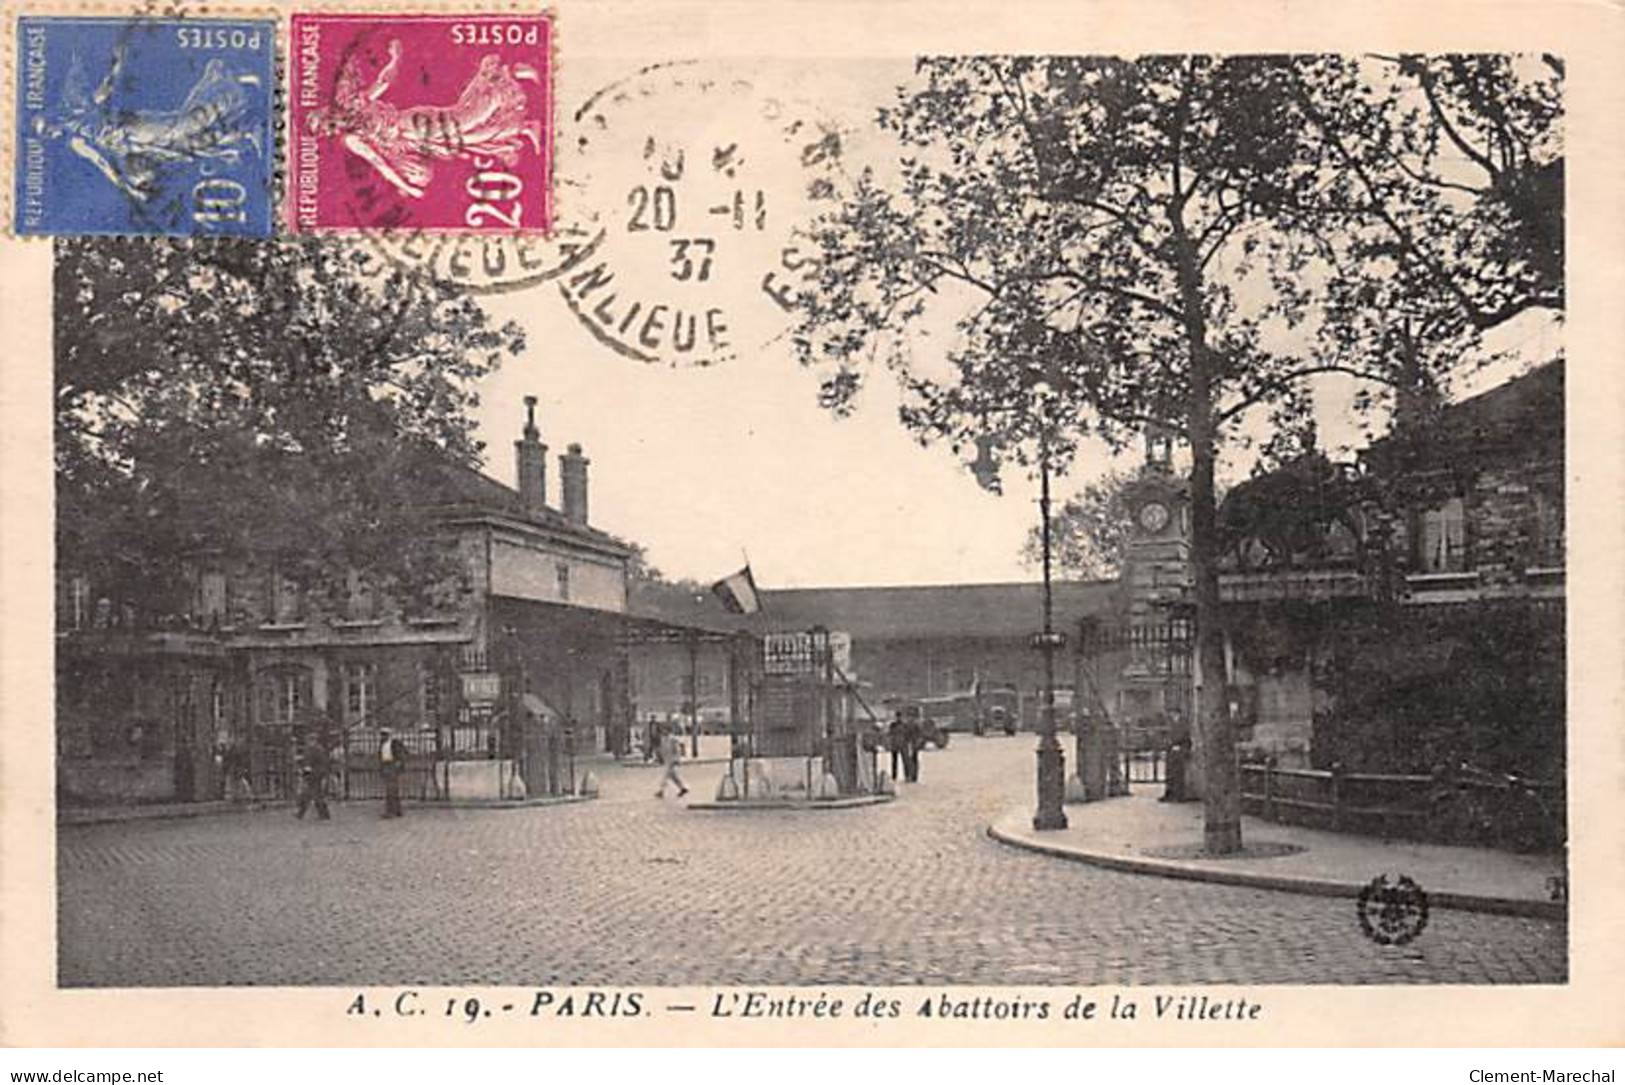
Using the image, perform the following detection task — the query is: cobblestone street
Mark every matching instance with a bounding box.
[58,736,1567,987]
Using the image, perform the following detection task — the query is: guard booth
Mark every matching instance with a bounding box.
[720,627,884,803]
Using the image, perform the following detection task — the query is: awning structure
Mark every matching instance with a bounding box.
[521,691,560,721]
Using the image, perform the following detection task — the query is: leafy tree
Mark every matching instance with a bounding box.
[55,237,525,620]
[1022,469,1136,581]
[793,55,1561,853]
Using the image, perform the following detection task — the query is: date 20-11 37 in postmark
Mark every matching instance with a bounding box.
[13,15,276,236]
[288,13,553,234]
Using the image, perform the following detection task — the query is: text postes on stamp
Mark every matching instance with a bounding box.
[554,62,846,367]
[288,13,553,234]
[13,16,276,237]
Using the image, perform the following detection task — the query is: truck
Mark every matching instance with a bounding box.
[917,685,1022,737]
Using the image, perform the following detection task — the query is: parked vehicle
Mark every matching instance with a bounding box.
[909,686,1022,737]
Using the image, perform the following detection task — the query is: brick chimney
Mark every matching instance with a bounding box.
[560,443,590,526]
[515,396,548,514]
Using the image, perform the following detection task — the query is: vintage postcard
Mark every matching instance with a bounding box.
[1,0,1622,1050]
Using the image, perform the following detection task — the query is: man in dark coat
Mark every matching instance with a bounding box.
[294,732,332,821]
[901,712,922,783]
[888,711,907,781]
[379,726,406,818]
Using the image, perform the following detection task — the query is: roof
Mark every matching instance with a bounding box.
[426,460,633,556]
[626,578,753,635]
[1365,359,1564,468]
[760,580,1121,640]
[1436,359,1563,437]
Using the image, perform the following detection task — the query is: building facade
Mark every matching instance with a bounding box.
[57,399,648,805]
[1210,361,1565,776]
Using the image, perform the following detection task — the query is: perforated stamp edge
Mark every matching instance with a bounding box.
[2,0,286,237]
[280,2,557,239]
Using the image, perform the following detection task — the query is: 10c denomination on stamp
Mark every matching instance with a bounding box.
[288,12,553,234]
[13,15,276,237]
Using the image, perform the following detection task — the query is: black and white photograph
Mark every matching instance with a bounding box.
[3,0,1622,1054]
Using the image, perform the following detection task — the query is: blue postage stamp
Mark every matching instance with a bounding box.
[13,15,276,236]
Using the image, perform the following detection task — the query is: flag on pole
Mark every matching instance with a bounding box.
[711,564,762,615]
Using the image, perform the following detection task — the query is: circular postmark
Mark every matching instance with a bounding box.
[549,60,849,366]
[1356,873,1430,946]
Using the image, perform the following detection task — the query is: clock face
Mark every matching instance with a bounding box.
[1139,501,1171,533]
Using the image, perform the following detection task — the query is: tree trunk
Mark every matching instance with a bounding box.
[1172,210,1243,855]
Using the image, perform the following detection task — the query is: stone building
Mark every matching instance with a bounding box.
[56,399,666,805]
[1211,360,1565,775]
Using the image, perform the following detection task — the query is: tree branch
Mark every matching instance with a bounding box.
[1215,363,1400,424]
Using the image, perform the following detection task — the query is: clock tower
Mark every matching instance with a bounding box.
[1113,429,1197,789]
[1121,435,1192,616]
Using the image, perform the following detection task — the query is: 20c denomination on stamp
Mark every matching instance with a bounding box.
[288,12,553,233]
[13,14,276,236]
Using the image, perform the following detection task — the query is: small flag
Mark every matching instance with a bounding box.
[711,565,762,615]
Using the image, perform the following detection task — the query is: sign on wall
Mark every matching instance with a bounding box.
[761,630,853,677]
[460,672,503,705]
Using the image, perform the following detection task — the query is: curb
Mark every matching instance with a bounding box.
[61,793,596,826]
[688,795,895,812]
[437,794,596,811]
[986,821,1567,921]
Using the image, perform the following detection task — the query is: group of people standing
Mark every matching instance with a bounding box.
[281,726,408,821]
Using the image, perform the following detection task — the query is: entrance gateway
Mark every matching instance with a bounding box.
[713,627,889,804]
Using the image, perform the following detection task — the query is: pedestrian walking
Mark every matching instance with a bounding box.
[294,732,332,821]
[379,726,406,818]
[655,727,688,799]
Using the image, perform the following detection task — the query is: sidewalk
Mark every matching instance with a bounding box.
[60,798,292,826]
[989,791,1567,919]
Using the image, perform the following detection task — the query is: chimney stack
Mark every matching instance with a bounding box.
[561,443,590,526]
[515,396,548,514]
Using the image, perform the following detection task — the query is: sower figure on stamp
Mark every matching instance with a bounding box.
[379,726,407,818]
[294,729,332,821]
[655,726,688,799]
[312,39,543,202]
[37,44,265,204]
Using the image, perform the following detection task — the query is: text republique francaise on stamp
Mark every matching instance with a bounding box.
[13,14,276,236]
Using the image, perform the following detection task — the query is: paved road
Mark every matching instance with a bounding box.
[58,736,1566,986]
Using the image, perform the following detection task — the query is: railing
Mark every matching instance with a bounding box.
[1240,760,1564,852]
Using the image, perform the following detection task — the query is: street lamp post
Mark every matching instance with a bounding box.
[1032,422,1069,832]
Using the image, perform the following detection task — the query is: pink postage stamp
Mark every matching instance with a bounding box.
[288,12,553,233]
